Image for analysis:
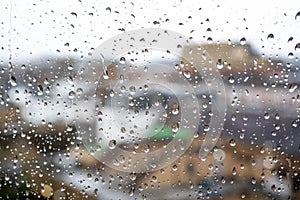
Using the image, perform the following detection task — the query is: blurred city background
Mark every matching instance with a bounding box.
[0,0,300,199]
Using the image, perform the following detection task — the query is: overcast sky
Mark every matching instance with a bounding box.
[1,0,300,64]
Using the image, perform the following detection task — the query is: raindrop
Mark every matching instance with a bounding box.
[240,37,246,45]
[207,37,213,44]
[171,103,179,115]
[105,7,112,15]
[267,33,274,40]
[295,11,300,22]
[288,83,297,92]
[183,70,191,79]
[295,43,300,52]
[37,85,44,95]
[228,76,235,84]
[291,120,298,128]
[229,139,236,147]
[232,167,237,175]
[129,187,135,196]
[119,57,126,64]
[9,75,17,86]
[129,172,136,181]
[103,70,109,79]
[264,112,270,119]
[216,59,223,69]
[70,12,77,18]
[288,37,293,43]
[68,91,76,99]
[108,140,117,149]
[172,164,178,171]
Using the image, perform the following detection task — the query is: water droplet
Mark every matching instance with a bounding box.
[70,12,77,18]
[295,11,300,22]
[291,120,298,128]
[229,139,236,146]
[267,33,274,40]
[172,122,179,133]
[288,83,298,92]
[207,37,213,44]
[129,187,135,196]
[9,75,17,86]
[37,85,43,95]
[172,164,178,171]
[129,86,136,95]
[183,70,191,79]
[228,76,235,84]
[68,91,76,99]
[119,57,126,64]
[232,167,237,175]
[264,112,270,119]
[129,172,136,181]
[216,59,223,69]
[121,127,126,133]
[213,149,225,161]
[171,103,179,115]
[240,37,246,45]
[295,43,300,52]
[103,70,109,79]
[108,140,117,149]
[105,7,111,15]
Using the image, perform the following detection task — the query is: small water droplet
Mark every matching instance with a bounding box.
[129,172,136,181]
[171,103,179,115]
[267,33,274,40]
[295,43,300,52]
[68,91,76,99]
[183,70,191,79]
[240,37,246,45]
[119,57,126,64]
[105,7,111,15]
[264,112,270,119]
[288,83,298,92]
[291,119,298,128]
[232,167,237,175]
[9,75,17,86]
[172,164,178,171]
[228,76,235,84]
[229,139,236,147]
[216,59,223,69]
[207,37,213,44]
[108,140,117,149]
[295,11,300,22]
[37,85,43,95]
[129,187,135,196]
[103,70,109,79]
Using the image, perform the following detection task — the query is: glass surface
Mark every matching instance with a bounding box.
[0,1,299,199]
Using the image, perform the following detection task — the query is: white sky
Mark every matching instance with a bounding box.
[1,0,300,63]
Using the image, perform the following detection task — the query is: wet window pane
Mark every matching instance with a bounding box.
[1,1,299,199]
